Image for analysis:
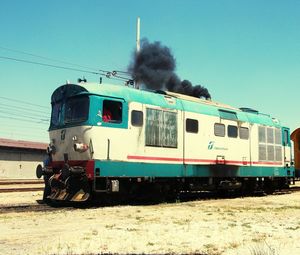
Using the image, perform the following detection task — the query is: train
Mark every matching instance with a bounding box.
[36,81,296,203]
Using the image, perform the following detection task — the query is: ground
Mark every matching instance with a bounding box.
[0,185,300,255]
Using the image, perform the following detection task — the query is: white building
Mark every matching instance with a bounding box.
[0,138,47,179]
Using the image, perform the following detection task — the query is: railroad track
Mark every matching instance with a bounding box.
[0,203,53,213]
[0,179,44,193]
[0,180,44,185]
[0,182,299,213]
[0,200,79,213]
[0,187,43,193]
[272,185,300,195]
[1,186,299,214]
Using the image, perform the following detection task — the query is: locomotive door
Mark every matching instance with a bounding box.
[182,111,202,166]
[282,127,291,167]
[240,123,251,166]
[128,102,145,155]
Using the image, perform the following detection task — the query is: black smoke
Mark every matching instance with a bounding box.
[128,39,211,100]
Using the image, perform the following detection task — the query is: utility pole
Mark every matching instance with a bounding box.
[135,17,140,89]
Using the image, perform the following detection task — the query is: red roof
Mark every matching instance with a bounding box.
[0,138,48,150]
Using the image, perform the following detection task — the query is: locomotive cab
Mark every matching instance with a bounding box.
[37,83,129,203]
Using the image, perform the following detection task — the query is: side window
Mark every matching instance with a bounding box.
[186,119,198,133]
[258,126,282,162]
[258,126,267,161]
[102,100,122,123]
[65,96,89,124]
[163,111,177,147]
[239,127,249,140]
[214,123,225,137]
[283,130,289,146]
[274,128,282,144]
[51,102,63,127]
[145,108,177,148]
[131,110,143,127]
[228,125,238,138]
[258,126,266,143]
[267,128,274,144]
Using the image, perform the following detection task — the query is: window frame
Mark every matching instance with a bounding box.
[131,110,143,127]
[64,95,90,124]
[102,100,123,124]
[145,108,178,148]
[186,118,199,134]
[214,123,225,137]
[258,125,283,162]
[227,125,238,138]
[239,127,249,140]
[283,130,289,146]
[50,101,63,127]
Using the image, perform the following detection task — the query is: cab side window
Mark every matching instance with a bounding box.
[102,100,122,123]
[131,110,143,127]
[186,118,199,133]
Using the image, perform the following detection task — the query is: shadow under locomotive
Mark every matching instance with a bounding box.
[36,162,292,207]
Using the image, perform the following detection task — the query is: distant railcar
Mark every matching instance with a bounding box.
[36,82,295,203]
[291,128,300,178]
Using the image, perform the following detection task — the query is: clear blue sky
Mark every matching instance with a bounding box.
[0,0,299,142]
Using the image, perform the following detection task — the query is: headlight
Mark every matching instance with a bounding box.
[73,143,89,152]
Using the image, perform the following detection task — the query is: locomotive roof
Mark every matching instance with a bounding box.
[52,82,281,127]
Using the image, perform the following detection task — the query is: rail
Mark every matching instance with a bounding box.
[0,179,44,193]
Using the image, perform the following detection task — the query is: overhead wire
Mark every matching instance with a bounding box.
[0,103,50,115]
[0,112,49,123]
[0,45,101,73]
[0,46,134,142]
[0,55,134,84]
[0,130,48,140]
[0,96,50,142]
[0,96,49,109]
[113,70,132,75]
[0,109,49,121]
[0,45,133,82]
[0,56,103,76]
[0,114,49,140]
[0,114,49,124]
[2,123,49,130]
[0,97,50,139]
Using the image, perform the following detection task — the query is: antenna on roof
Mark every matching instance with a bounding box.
[135,17,141,89]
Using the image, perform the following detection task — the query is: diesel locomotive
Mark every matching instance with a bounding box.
[36,81,295,203]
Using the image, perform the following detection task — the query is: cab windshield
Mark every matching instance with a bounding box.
[50,95,89,128]
[65,96,89,124]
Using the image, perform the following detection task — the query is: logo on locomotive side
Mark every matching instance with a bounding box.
[208,141,214,150]
[208,141,228,151]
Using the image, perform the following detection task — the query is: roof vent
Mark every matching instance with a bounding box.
[155,90,167,95]
[239,107,259,114]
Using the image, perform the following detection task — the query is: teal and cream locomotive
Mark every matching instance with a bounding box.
[36,81,294,203]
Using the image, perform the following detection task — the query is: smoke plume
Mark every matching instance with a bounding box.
[128,39,211,99]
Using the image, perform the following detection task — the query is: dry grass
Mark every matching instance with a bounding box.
[0,186,300,255]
